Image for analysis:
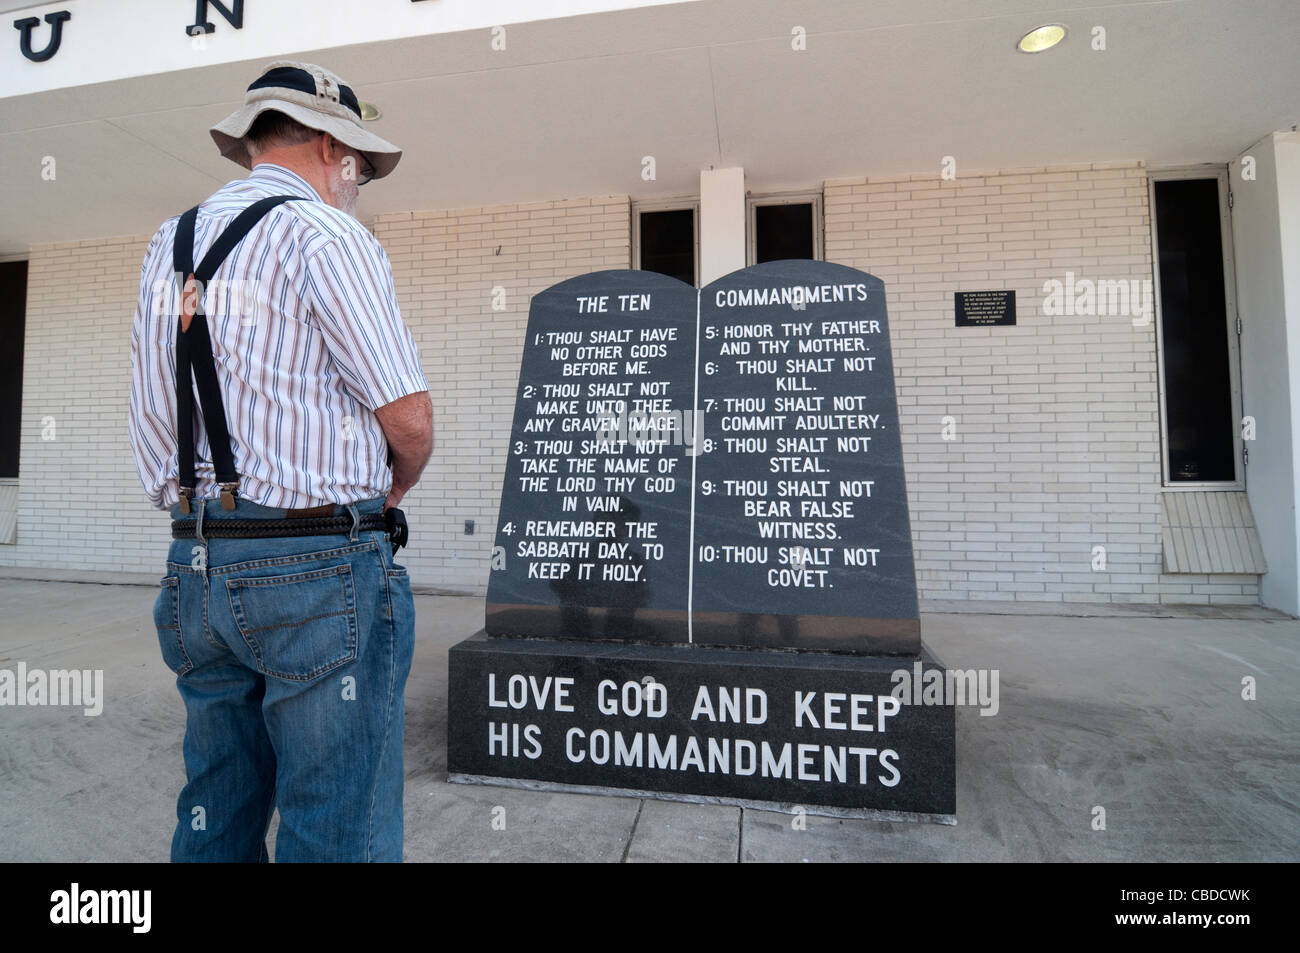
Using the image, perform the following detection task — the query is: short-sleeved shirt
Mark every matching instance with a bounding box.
[129,163,428,510]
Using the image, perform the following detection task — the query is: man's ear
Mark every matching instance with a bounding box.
[317,132,337,165]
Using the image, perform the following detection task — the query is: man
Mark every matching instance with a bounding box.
[128,61,433,862]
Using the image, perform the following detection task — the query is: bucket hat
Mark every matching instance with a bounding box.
[210,60,401,180]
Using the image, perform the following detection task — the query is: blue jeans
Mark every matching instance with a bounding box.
[153,496,414,862]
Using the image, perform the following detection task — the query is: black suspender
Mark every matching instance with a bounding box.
[171,195,302,513]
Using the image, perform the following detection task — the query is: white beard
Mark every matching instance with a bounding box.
[327,165,359,217]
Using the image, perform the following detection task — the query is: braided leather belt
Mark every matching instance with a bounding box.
[171,514,389,540]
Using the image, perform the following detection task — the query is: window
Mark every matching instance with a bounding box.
[747,192,823,264]
[1148,170,1242,487]
[0,260,27,480]
[633,201,698,287]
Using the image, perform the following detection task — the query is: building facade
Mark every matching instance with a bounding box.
[2,0,1298,613]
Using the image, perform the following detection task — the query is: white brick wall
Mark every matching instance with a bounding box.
[0,235,162,576]
[824,161,1258,605]
[0,169,1260,606]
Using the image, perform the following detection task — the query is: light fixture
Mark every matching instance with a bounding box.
[360,101,381,121]
[1017,24,1066,53]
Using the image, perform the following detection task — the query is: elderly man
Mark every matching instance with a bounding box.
[128,61,432,862]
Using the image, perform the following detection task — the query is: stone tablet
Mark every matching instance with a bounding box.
[486,260,919,655]
[692,261,918,653]
[486,270,698,643]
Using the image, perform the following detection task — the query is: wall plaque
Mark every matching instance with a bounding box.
[955,289,1015,327]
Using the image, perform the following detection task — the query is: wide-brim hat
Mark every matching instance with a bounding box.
[210,60,401,180]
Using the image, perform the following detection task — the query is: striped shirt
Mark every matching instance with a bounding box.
[128,163,428,510]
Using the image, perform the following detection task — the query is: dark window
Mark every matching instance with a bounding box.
[1153,179,1235,482]
[0,261,27,479]
[754,203,814,263]
[638,208,695,286]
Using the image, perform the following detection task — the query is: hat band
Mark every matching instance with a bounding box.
[247,66,362,120]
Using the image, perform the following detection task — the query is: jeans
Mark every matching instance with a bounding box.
[153,495,414,862]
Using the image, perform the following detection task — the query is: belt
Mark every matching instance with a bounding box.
[171,514,388,540]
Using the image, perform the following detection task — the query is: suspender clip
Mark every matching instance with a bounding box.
[219,482,239,511]
[178,487,194,516]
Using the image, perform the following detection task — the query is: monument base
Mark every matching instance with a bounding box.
[447,632,956,821]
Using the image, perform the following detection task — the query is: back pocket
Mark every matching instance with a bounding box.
[154,576,194,677]
[226,565,359,681]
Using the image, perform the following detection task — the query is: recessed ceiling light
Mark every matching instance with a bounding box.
[360,101,381,121]
[1018,24,1066,53]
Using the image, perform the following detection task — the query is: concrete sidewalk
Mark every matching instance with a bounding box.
[1,577,1296,862]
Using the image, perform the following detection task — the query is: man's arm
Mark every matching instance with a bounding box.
[303,227,433,510]
[376,390,433,511]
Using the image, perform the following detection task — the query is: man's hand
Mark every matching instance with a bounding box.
[375,391,433,511]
